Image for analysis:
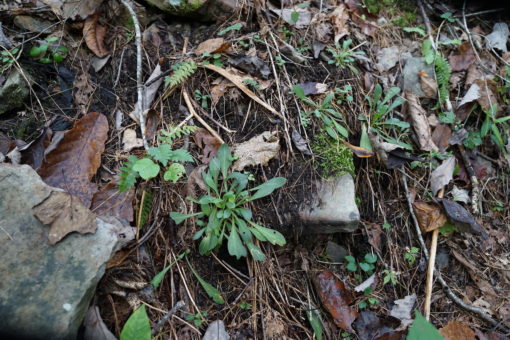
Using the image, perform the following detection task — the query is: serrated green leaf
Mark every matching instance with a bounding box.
[120,305,151,340]
[403,26,426,37]
[133,158,160,179]
[168,149,194,163]
[290,11,300,24]
[407,311,444,340]
[164,163,185,183]
[148,144,173,166]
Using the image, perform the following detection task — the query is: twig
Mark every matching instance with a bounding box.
[120,0,148,151]
[459,145,480,214]
[151,300,185,335]
[400,169,510,332]
[182,89,225,144]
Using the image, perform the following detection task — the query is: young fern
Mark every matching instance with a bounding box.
[434,56,451,106]
[119,155,139,193]
[158,125,198,145]
[137,190,153,229]
[164,60,197,88]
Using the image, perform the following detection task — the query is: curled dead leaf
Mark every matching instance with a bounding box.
[405,91,438,152]
[412,201,447,233]
[193,128,222,164]
[195,38,230,55]
[83,13,109,58]
[342,140,374,158]
[232,131,280,171]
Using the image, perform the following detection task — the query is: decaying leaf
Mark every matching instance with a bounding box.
[193,128,222,164]
[228,55,271,79]
[195,38,230,55]
[354,311,402,340]
[91,181,134,222]
[418,70,438,98]
[439,320,476,340]
[122,128,143,152]
[431,124,452,152]
[365,222,382,252]
[296,82,328,95]
[232,131,280,171]
[83,305,117,340]
[390,294,416,330]
[451,185,470,204]
[41,0,104,20]
[83,13,109,58]
[314,270,358,332]
[131,65,164,122]
[354,273,375,293]
[440,199,486,235]
[291,129,312,156]
[271,7,312,29]
[448,42,475,72]
[413,201,447,233]
[343,140,374,158]
[430,156,455,195]
[37,112,109,207]
[344,0,379,37]
[405,91,438,152]
[458,80,498,111]
[329,4,350,43]
[33,190,97,244]
[485,22,509,53]
[20,127,52,169]
[73,72,95,116]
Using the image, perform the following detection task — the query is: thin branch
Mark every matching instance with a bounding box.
[120,0,148,150]
[151,300,185,335]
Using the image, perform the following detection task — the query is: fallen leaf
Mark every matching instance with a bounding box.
[448,42,475,72]
[439,320,476,340]
[451,185,470,204]
[486,22,509,53]
[232,131,280,171]
[41,0,104,20]
[91,181,134,222]
[430,156,455,195]
[354,311,402,340]
[83,13,109,58]
[458,82,481,107]
[73,72,95,116]
[145,109,160,141]
[271,7,312,29]
[122,128,143,152]
[193,128,222,164]
[330,4,350,43]
[33,190,97,244]
[228,55,271,79]
[386,149,424,169]
[390,294,416,330]
[195,37,229,55]
[0,132,14,155]
[106,249,131,269]
[313,270,358,332]
[291,129,312,156]
[142,23,162,47]
[345,1,379,37]
[133,64,164,119]
[413,201,447,233]
[296,82,328,95]
[37,112,109,207]
[431,124,451,152]
[465,64,483,86]
[342,140,374,158]
[83,305,117,340]
[365,222,382,252]
[474,79,498,111]
[418,70,438,98]
[440,199,486,235]
[406,91,438,152]
[20,127,52,169]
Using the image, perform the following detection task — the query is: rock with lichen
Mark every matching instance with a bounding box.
[0,69,30,115]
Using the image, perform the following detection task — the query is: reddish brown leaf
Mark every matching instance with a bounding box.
[313,270,358,332]
[412,201,447,233]
[365,222,382,252]
[37,112,109,207]
[73,72,95,116]
[343,140,374,158]
[33,190,97,244]
[91,181,134,222]
[83,13,109,58]
[195,38,230,55]
[432,124,451,152]
[439,320,476,340]
[193,128,222,164]
[448,42,475,72]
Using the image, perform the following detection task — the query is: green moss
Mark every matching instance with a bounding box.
[312,135,355,178]
[362,0,417,27]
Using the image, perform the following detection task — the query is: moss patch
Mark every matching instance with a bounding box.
[312,135,355,178]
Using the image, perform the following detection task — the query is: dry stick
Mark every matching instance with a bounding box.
[401,170,510,332]
[151,300,185,335]
[182,89,226,144]
[120,0,148,151]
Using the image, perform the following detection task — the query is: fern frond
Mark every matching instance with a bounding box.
[164,60,197,88]
[168,149,194,163]
[119,155,139,192]
[163,163,186,183]
[137,189,153,229]
[158,125,198,145]
[435,56,451,105]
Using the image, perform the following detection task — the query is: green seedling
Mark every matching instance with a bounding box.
[243,78,260,90]
[0,47,20,72]
[170,144,287,261]
[202,52,223,67]
[358,287,380,309]
[194,89,210,109]
[480,104,510,152]
[404,247,419,265]
[185,310,208,327]
[382,269,398,285]
[29,37,68,64]
[327,39,365,74]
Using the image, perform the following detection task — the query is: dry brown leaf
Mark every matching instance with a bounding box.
[41,0,103,20]
[465,64,483,86]
[412,201,447,233]
[91,181,134,222]
[345,0,379,37]
[37,112,109,207]
[33,190,97,244]
[83,13,109,58]
[365,222,382,252]
[73,72,95,116]
[210,82,229,104]
[418,70,438,98]
[193,128,222,164]
[329,4,349,43]
[475,79,499,111]
[195,38,229,55]
[448,42,475,72]
[439,320,476,340]
[430,156,455,195]
[432,123,452,152]
[405,91,438,152]
[232,131,280,171]
[202,64,285,121]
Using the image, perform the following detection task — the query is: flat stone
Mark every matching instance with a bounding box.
[0,69,30,115]
[146,0,238,21]
[0,164,135,340]
[402,56,435,98]
[298,174,359,233]
[326,241,348,263]
[376,46,400,72]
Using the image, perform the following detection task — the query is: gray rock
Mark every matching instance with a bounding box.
[0,69,30,115]
[146,0,238,21]
[376,46,400,72]
[202,320,229,340]
[0,164,135,340]
[326,241,348,263]
[486,22,509,53]
[298,174,359,233]
[402,57,435,98]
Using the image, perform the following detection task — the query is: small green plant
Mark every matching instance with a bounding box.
[170,144,287,261]
[278,26,293,41]
[120,305,151,340]
[463,131,483,149]
[243,78,260,90]
[341,332,351,340]
[334,85,354,105]
[403,26,426,37]
[293,85,349,140]
[218,23,242,36]
[185,310,208,327]
[345,253,378,281]
[202,52,223,67]
[480,104,510,151]
[275,55,286,67]
[492,200,504,212]
[422,40,452,107]
[239,301,252,310]
[194,89,210,109]
[382,222,392,230]
[0,47,20,72]
[407,311,443,340]
[327,39,364,74]
[29,37,68,64]
[118,125,197,192]
[440,12,455,23]
[382,269,398,285]
[358,287,380,309]
[360,84,409,149]
[404,247,419,265]
[438,111,456,124]
[164,60,197,88]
